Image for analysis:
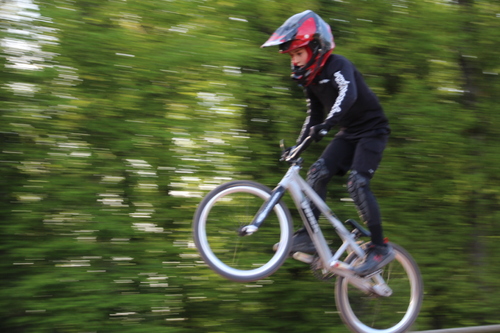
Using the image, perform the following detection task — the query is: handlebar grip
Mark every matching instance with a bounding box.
[285,136,314,162]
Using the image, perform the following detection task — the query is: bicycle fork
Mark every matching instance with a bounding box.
[239,185,287,236]
[239,165,304,235]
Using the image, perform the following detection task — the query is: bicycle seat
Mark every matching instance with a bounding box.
[345,219,371,238]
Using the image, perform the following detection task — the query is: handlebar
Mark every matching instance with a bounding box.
[285,136,313,162]
[280,129,329,163]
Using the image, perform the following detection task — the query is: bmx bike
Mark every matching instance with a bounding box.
[192,135,423,333]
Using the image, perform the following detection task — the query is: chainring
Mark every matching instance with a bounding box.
[310,254,336,282]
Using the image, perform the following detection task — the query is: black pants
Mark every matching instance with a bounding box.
[306,133,388,244]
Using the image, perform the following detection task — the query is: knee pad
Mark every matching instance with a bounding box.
[347,171,371,223]
[306,158,330,190]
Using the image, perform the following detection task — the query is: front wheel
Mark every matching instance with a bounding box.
[335,243,423,333]
[193,181,293,282]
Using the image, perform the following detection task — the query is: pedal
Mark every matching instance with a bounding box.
[292,252,314,264]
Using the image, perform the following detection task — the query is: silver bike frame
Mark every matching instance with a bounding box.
[276,163,390,295]
[241,135,392,295]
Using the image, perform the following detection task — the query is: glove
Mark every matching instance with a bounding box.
[309,123,331,142]
[280,145,296,161]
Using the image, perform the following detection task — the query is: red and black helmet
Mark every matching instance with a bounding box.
[262,10,335,86]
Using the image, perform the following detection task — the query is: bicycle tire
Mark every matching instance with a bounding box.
[335,242,423,333]
[193,180,293,282]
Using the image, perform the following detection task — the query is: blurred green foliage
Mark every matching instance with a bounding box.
[1,0,499,332]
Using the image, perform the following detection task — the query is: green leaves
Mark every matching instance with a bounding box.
[1,0,500,331]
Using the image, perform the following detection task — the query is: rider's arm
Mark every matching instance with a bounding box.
[322,60,358,129]
[297,90,324,144]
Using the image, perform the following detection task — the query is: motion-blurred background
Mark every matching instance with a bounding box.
[1,0,499,331]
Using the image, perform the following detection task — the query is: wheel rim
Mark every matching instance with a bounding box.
[196,185,291,280]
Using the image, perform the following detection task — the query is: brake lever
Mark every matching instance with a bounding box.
[279,139,286,153]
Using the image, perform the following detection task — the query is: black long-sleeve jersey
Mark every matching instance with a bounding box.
[297,54,390,143]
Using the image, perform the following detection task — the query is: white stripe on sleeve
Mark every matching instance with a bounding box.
[326,71,350,120]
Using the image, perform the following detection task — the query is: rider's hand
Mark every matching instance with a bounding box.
[309,123,331,142]
[280,145,296,161]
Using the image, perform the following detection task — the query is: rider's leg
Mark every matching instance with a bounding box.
[347,171,384,245]
[307,137,354,219]
[347,135,387,244]
[348,135,395,275]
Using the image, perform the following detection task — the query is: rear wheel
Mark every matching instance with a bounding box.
[193,181,293,282]
[335,243,423,333]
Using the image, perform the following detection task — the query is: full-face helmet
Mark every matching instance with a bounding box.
[262,10,335,86]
